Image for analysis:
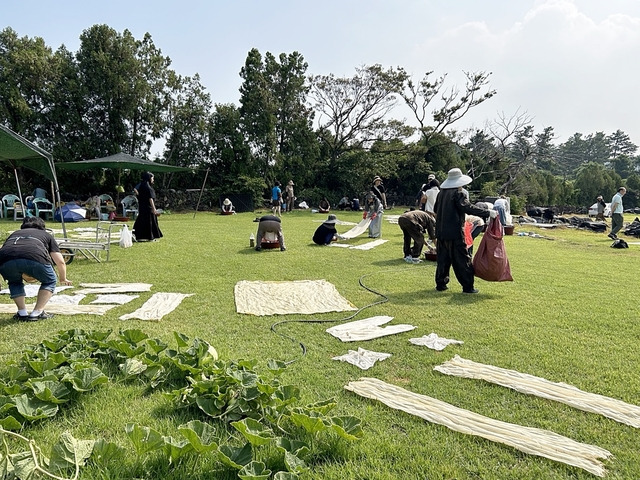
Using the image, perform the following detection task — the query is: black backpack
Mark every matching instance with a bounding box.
[611,238,629,249]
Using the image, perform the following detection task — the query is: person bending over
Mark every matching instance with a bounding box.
[0,216,72,321]
[254,215,286,251]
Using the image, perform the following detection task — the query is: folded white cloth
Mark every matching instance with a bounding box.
[409,333,464,351]
[332,347,392,370]
[326,316,416,342]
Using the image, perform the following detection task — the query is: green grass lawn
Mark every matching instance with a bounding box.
[1,209,639,479]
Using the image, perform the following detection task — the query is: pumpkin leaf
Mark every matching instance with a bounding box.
[231,418,274,446]
[217,443,252,469]
[125,423,164,456]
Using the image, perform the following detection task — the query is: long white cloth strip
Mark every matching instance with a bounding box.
[119,292,193,321]
[345,377,611,477]
[327,243,351,248]
[385,215,400,224]
[409,333,464,351]
[350,239,388,250]
[234,280,356,316]
[91,294,139,305]
[0,303,116,315]
[340,218,372,239]
[1,285,73,297]
[435,355,640,429]
[76,283,153,294]
[47,294,86,305]
[332,348,391,370]
[326,316,416,342]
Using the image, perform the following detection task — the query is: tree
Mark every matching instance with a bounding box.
[573,162,619,207]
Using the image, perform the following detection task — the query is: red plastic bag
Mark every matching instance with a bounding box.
[472,217,513,282]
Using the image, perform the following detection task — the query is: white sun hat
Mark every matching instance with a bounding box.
[440,168,472,189]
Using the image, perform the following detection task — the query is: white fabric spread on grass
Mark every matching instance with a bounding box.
[409,333,464,351]
[1,285,73,297]
[76,283,153,294]
[327,243,352,248]
[345,377,611,477]
[47,294,86,305]
[385,215,400,224]
[332,347,391,370]
[350,239,388,250]
[234,280,357,316]
[119,292,193,321]
[91,294,139,305]
[435,355,640,429]
[0,303,116,315]
[326,316,416,342]
[340,218,372,239]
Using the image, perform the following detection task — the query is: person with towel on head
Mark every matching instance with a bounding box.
[254,215,286,251]
[595,195,606,221]
[285,180,295,213]
[221,198,235,214]
[313,214,343,245]
[398,209,436,262]
[434,167,493,294]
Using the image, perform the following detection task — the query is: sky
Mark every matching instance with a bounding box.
[4,0,640,146]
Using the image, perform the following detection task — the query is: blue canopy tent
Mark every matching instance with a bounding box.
[0,125,67,237]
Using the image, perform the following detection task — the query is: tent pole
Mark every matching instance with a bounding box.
[47,156,67,238]
[193,168,210,219]
[13,169,24,219]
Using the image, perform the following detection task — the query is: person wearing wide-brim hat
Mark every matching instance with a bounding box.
[285,180,295,213]
[434,167,494,294]
[221,198,235,214]
[312,214,342,245]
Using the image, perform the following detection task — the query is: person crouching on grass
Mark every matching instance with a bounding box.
[0,216,72,321]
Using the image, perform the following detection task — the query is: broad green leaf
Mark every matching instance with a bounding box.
[177,420,218,453]
[49,431,94,473]
[275,385,300,403]
[42,338,68,352]
[125,423,164,456]
[119,358,147,377]
[274,472,299,480]
[6,365,31,382]
[29,380,72,404]
[330,416,364,440]
[217,443,252,469]
[106,340,145,358]
[266,358,287,375]
[289,410,328,435]
[237,359,258,369]
[173,331,190,349]
[119,329,148,344]
[231,418,274,446]
[275,438,310,459]
[28,355,67,375]
[305,398,336,415]
[238,460,271,480]
[0,415,22,431]
[86,330,112,342]
[9,451,37,480]
[195,395,224,417]
[146,337,168,354]
[14,394,58,421]
[91,439,125,467]
[284,450,308,474]
[162,436,194,464]
[0,395,16,414]
[63,367,108,392]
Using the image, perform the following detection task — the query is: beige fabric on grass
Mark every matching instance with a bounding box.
[234,280,357,316]
[345,377,611,477]
[0,303,116,315]
[91,294,139,305]
[350,239,388,250]
[119,292,193,321]
[326,315,416,342]
[332,348,391,370]
[409,333,464,351]
[435,355,640,428]
[47,294,87,305]
[1,285,73,297]
[76,283,153,294]
[340,218,372,239]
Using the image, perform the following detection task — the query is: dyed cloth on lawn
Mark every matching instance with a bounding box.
[339,218,372,239]
[91,294,139,304]
[327,239,388,250]
[435,355,640,428]
[326,315,416,342]
[119,292,193,321]
[235,280,356,316]
[385,215,400,224]
[332,347,391,370]
[1,285,73,297]
[0,303,116,315]
[345,377,611,477]
[47,294,86,305]
[409,333,464,351]
[75,283,153,294]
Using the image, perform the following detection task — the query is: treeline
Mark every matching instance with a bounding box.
[1,25,639,212]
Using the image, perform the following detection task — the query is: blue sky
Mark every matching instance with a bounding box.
[4,0,640,146]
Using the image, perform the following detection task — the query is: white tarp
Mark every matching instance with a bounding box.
[119,292,193,321]
[326,315,416,342]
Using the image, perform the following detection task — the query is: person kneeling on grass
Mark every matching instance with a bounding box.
[313,214,343,245]
[0,216,72,321]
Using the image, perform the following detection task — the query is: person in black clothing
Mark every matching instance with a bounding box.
[0,216,72,321]
[434,168,493,294]
[313,214,341,245]
[398,210,436,260]
[133,172,163,242]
